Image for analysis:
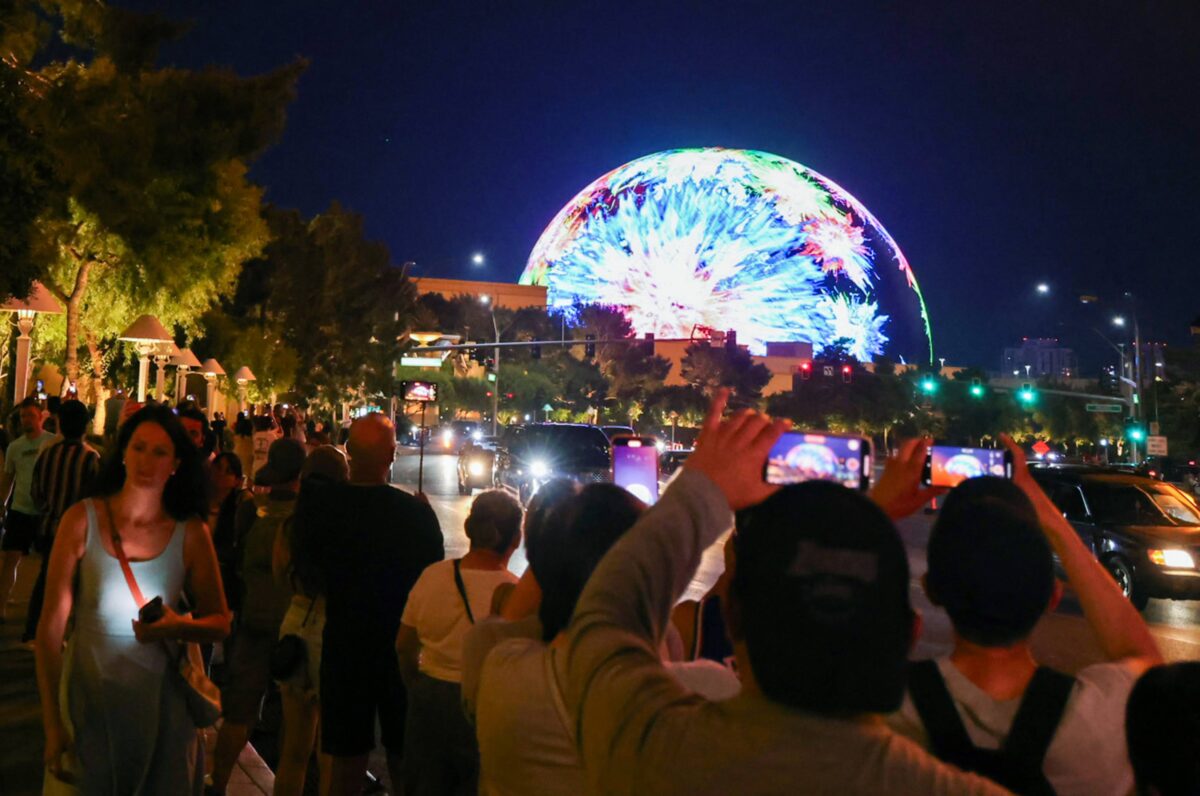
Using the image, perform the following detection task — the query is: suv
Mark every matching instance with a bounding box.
[494,423,612,503]
[1031,465,1200,609]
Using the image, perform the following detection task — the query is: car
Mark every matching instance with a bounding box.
[1137,455,1200,490]
[457,435,499,495]
[1031,465,1200,609]
[494,423,612,503]
[434,420,484,453]
[601,425,635,441]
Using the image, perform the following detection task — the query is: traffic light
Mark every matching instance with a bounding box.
[1125,418,1146,443]
[920,375,938,395]
[841,364,852,383]
[641,332,655,356]
[531,344,541,361]
[584,334,596,359]
[1018,383,1037,405]
[969,378,985,398]
[799,361,812,381]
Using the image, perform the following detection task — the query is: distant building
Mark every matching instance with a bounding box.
[1136,341,1167,386]
[1001,338,1077,382]
[413,276,547,309]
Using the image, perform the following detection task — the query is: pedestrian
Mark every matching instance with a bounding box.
[233,412,254,482]
[178,406,216,464]
[557,390,1008,794]
[103,385,127,443]
[251,412,280,484]
[35,404,230,792]
[271,445,351,796]
[211,412,227,453]
[0,397,54,621]
[1125,661,1200,796]
[208,451,254,616]
[888,436,1162,795]
[208,437,306,795]
[397,490,521,796]
[300,413,442,796]
[23,399,101,642]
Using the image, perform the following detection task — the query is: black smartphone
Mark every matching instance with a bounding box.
[138,596,164,624]
[612,436,660,504]
[763,431,872,491]
[923,445,1013,488]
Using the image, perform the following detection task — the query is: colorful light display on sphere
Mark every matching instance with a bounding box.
[519,148,933,362]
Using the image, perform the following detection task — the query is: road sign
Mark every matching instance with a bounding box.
[1150,422,1160,436]
[1032,440,1051,456]
[1147,436,1168,456]
[1085,403,1123,413]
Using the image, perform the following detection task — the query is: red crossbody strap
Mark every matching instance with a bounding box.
[103,498,147,608]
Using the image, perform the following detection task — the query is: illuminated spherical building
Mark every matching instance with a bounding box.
[519,148,933,363]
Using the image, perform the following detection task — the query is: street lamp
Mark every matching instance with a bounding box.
[118,315,173,403]
[233,366,256,412]
[472,253,485,266]
[1036,283,1050,294]
[153,342,179,402]
[169,347,201,404]
[1112,316,1126,327]
[200,358,225,421]
[0,282,63,403]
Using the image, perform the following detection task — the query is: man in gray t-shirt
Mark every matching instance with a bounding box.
[887,438,1161,796]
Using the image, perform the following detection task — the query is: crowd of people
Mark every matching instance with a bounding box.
[0,387,1196,794]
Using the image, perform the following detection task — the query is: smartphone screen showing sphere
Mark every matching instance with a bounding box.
[763,432,870,491]
[612,438,659,504]
[924,446,1012,487]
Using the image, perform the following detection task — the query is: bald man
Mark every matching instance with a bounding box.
[304,413,444,795]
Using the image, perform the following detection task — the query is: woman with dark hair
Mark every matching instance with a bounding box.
[34,404,230,792]
[397,489,523,796]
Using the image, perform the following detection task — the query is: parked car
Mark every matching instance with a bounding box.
[457,435,499,495]
[1030,464,1200,609]
[601,425,635,441]
[1137,456,1200,491]
[494,423,612,503]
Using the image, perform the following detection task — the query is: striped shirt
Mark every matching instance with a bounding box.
[31,438,101,537]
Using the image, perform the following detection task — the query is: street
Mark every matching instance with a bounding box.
[393,448,1200,668]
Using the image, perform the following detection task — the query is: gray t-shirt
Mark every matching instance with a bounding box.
[5,431,53,514]
[562,469,1011,795]
[888,657,1137,796]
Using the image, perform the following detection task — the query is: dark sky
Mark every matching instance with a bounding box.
[130,0,1199,371]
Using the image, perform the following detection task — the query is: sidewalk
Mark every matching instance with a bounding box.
[0,554,274,795]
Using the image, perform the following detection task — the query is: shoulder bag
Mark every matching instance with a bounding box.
[105,499,223,728]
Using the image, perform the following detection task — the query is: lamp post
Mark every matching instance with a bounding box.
[118,315,173,403]
[169,347,202,404]
[233,366,256,412]
[153,342,178,403]
[0,282,63,403]
[200,358,225,421]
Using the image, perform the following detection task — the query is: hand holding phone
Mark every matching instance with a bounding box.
[138,596,164,624]
[923,445,1013,488]
[763,431,872,491]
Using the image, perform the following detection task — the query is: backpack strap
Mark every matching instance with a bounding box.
[453,559,475,625]
[1001,667,1075,766]
[907,659,976,761]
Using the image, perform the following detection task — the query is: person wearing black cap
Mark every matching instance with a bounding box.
[559,390,1009,795]
[208,436,307,795]
[888,435,1162,795]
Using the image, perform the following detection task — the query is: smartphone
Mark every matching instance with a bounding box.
[35,379,44,393]
[138,596,164,624]
[923,445,1013,487]
[612,436,660,504]
[764,432,872,491]
[402,380,438,403]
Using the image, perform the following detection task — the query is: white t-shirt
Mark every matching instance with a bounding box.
[401,559,517,683]
[888,657,1138,796]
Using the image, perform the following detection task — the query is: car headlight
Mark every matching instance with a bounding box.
[1148,549,1196,569]
[530,460,550,478]
[471,430,483,442]
[468,460,485,477]
[441,429,454,445]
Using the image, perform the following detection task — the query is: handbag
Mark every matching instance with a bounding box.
[270,596,317,680]
[105,499,223,728]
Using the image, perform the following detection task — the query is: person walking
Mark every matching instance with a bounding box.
[396,490,522,796]
[34,404,230,792]
[0,398,54,621]
[23,400,101,642]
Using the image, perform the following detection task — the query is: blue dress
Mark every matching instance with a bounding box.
[51,499,201,794]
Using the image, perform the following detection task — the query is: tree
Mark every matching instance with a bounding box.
[680,342,771,408]
[6,2,303,391]
[0,60,49,301]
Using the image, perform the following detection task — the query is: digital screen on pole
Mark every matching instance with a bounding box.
[402,381,438,403]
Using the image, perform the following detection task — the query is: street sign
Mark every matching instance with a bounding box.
[1147,436,1168,456]
[1085,403,1123,413]
[1032,440,1051,456]
[1149,422,1160,436]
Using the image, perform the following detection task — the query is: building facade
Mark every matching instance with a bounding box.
[1001,338,1077,382]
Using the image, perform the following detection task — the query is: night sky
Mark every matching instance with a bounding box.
[127,0,1199,371]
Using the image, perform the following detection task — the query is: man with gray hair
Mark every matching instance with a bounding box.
[297,413,443,795]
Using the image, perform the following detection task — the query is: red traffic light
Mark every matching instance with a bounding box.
[486,391,493,397]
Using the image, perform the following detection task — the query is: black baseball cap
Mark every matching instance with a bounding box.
[734,481,913,714]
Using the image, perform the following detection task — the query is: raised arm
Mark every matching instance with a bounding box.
[35,503,88,781]
[1001,434,1161,673]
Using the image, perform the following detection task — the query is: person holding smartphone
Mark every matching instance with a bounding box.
[34,404,230,792]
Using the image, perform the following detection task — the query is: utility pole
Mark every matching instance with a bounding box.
[491,307,500,436]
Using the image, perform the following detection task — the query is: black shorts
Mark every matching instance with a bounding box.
[321,644,408,757]
[2,510,40,554]
[221,625,277,725]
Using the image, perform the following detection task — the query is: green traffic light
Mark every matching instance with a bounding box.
[921,377,937,394]
[1128,428,1146,442]
[969,384,985,398]
[1019,389,1036,404]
